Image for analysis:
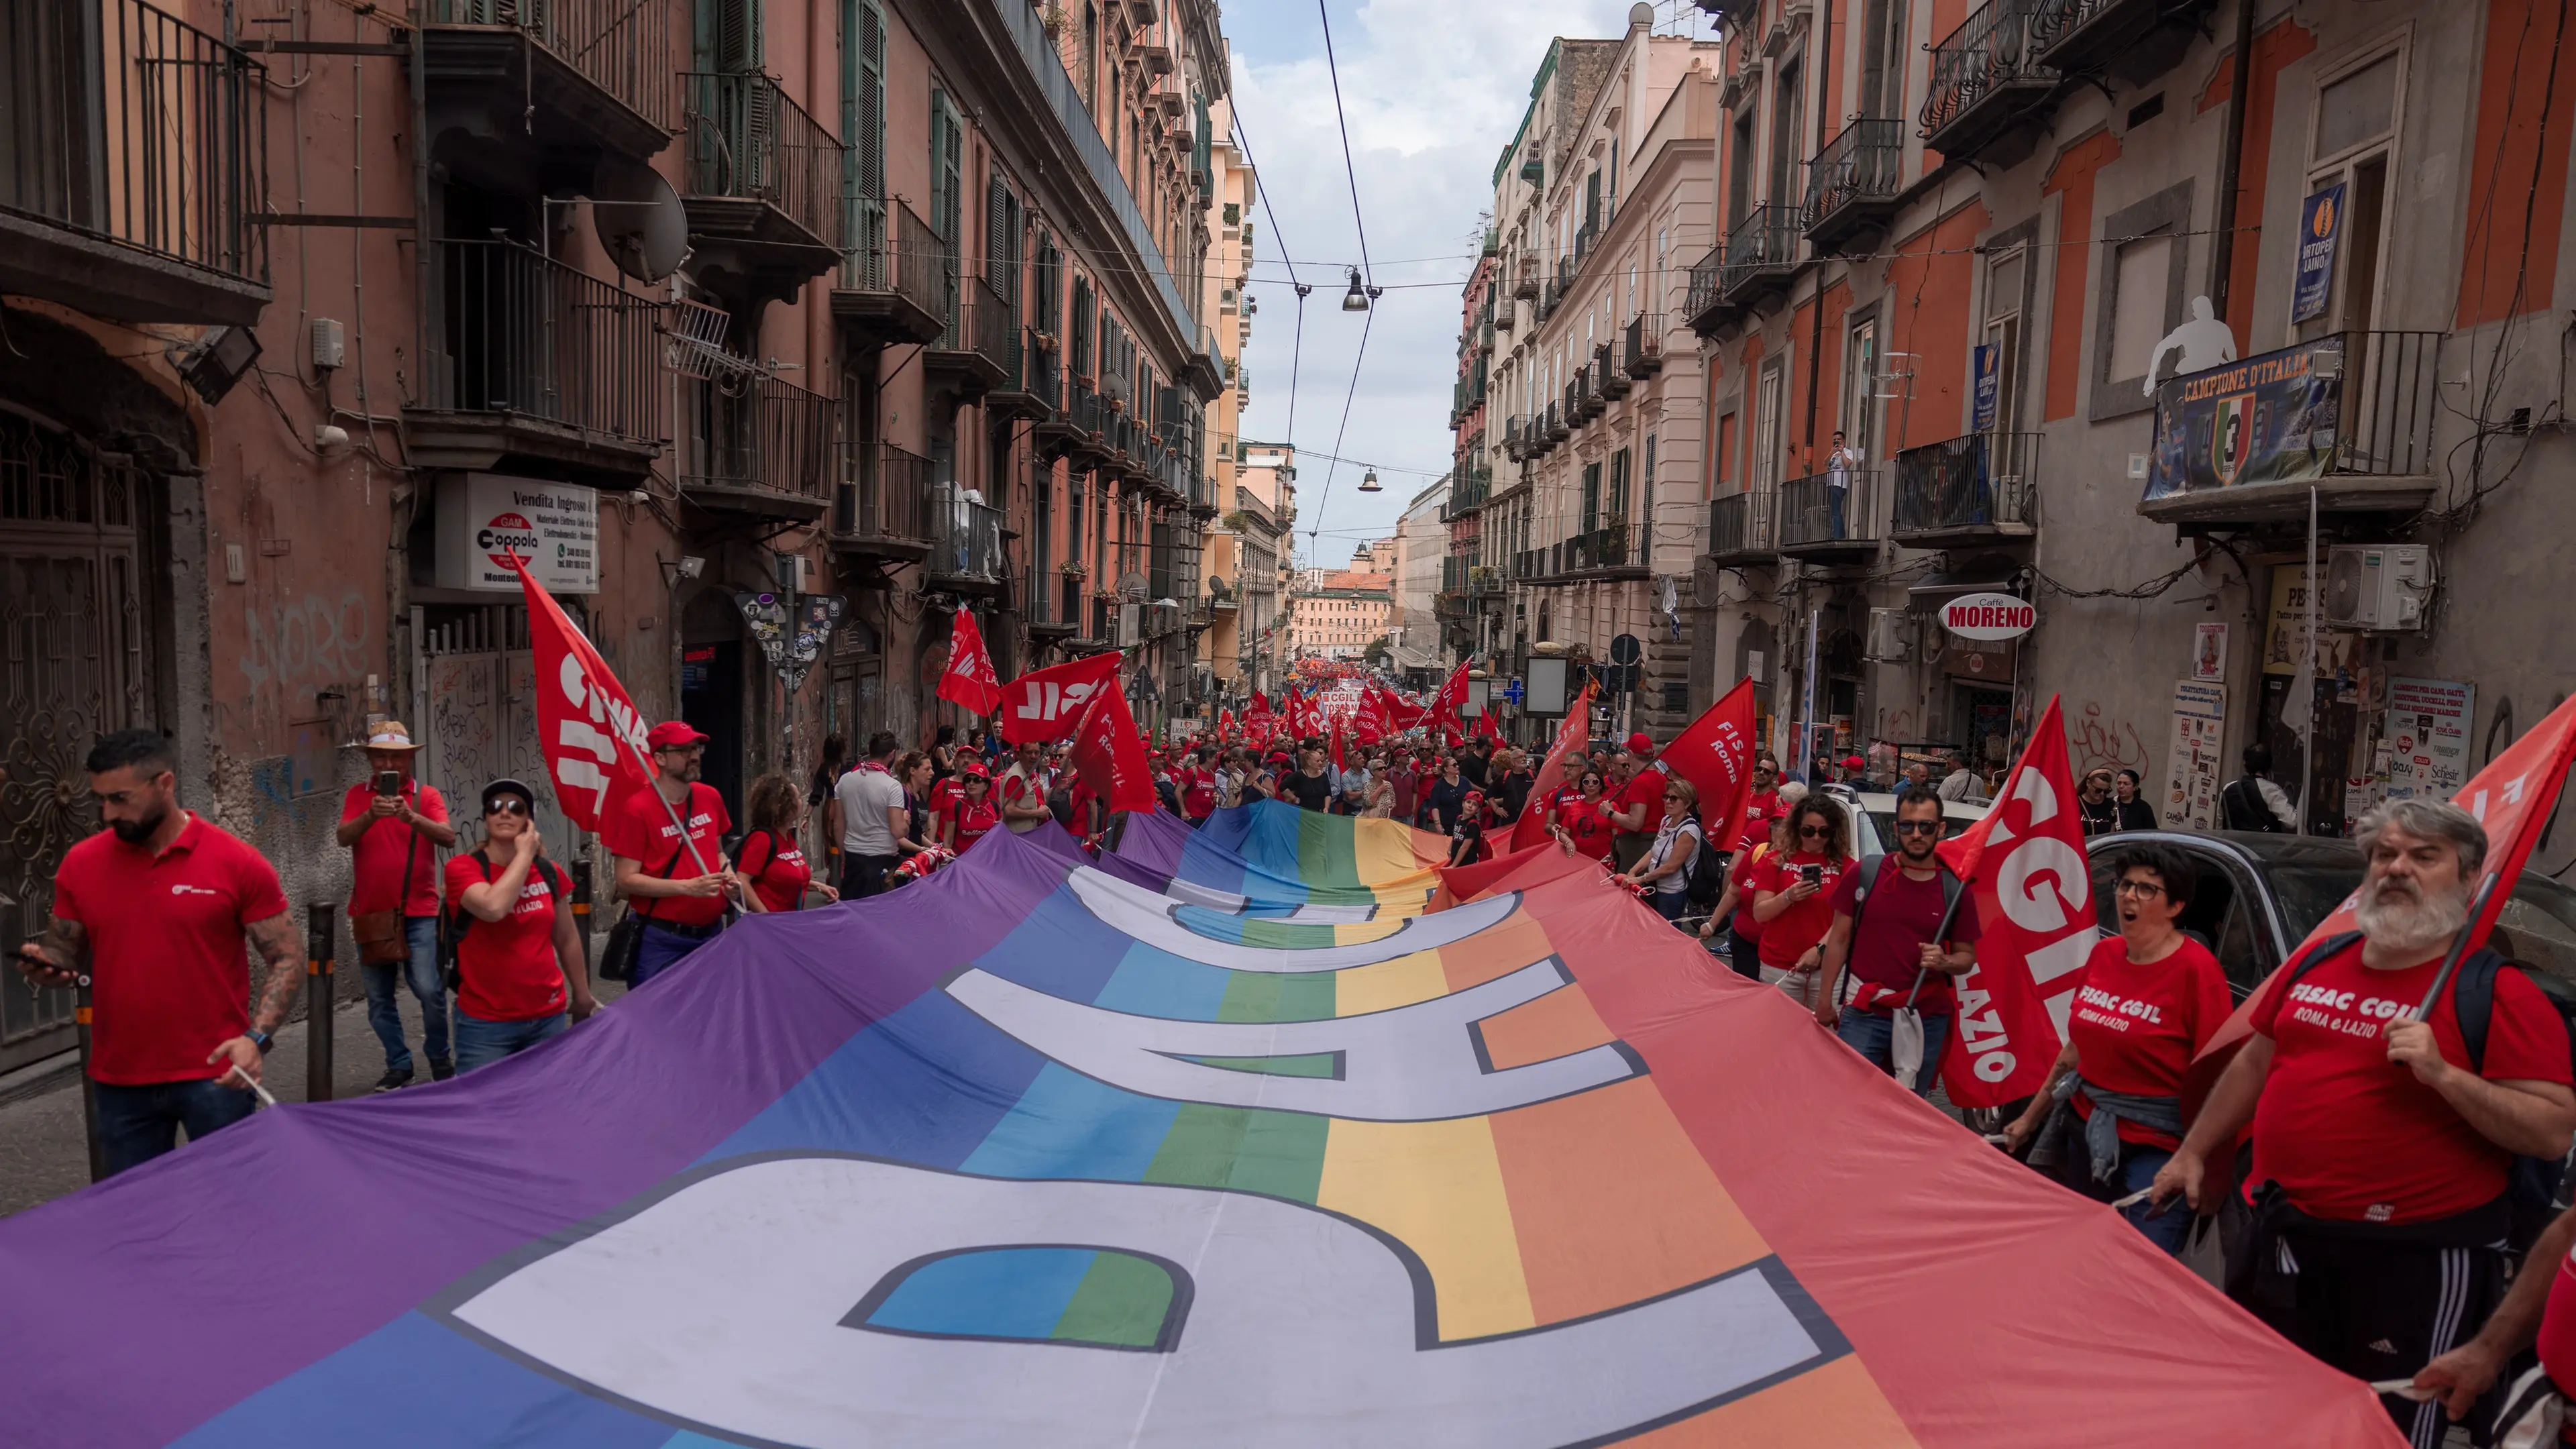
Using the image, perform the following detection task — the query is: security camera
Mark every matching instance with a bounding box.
[677,555,706,580]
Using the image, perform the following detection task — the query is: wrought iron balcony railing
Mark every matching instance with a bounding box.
[928,487,1006,586]
[1776,466,1882,552]
[835,440,936,547]
[678,370,835,501]
[680,71,843,250]
[1684,247,1725,329]
[428,0,679,129]
[1893,430,2039,538]
[1720,204,1798,297]
[1706,488,1775,561]
[1921,0,2059,150]
[2141,331,2442,511]
[1802,119,1904,239]
[843,198,949,323]
[423,238,661,445]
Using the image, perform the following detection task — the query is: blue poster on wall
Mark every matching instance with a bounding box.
[1972,343,2000,431]
[2290,183,2345,325]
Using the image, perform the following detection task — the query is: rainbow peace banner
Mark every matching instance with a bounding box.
[0,803,2398,1446]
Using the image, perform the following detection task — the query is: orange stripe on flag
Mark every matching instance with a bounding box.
[1617,1356,1917,1448]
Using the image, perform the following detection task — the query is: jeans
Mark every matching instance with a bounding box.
[362,914,449,1073]
[630,920,716,988]
[1826,481,1849,539]
[451,1008,568,1073]
[1835,1006,1954,1097]
[92,1077,256,1177]
[1727,930,1763,980]
[1650,890,1690,924]
[841,853,898,900]
[2108,1144,2192,1256]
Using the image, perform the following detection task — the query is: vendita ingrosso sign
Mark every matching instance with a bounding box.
[2143,336,2344,501]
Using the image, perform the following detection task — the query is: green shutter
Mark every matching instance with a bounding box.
[843,0,887,286]
[931,90,962,336]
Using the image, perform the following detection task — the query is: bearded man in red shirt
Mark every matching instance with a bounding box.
[2155,798,2576,1447]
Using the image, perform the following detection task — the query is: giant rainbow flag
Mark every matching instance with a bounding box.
[0,802,2399,1446]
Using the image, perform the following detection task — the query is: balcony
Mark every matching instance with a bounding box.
[1544,402,1568,443]
[420,0,676,193]
[2031,0,2214,83]
[1720,205,1799,307]
[1562,518,1650,578]
[1684,248,1731,335]
[834,199,947,350]
[1776,467,1882,563]
[1466,564,1505,597]
[830,440,936,574]
[926,486,1006,592]
[986,327,1053,422]
[1595,344,1631,400]
[0,0,268,325]
[925,275,1016,400]
[1026,564,1079,639]
[1623,313,1666,379]
[1921,0,2061,166]
[405,239,663,482]
[1893,431,2040,545]
[1803,119,1904,250]
[680,72,844,313]
[1511,254,1540,300]
[676,370,835,522]
[1707,488,1776,566]
[2139,331,2443,527]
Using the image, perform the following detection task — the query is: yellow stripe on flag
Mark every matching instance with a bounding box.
[1319,1116,1534,1340]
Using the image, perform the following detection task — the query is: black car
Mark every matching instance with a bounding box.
[2083,830,2576,1004]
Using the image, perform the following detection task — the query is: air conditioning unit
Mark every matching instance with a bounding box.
[2322,544,2433,631]
[1866,606,1915,662]
[1150,601,1183,635]
[1117,602,1142,645]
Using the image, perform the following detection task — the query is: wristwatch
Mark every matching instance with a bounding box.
[249,1030,274,1055]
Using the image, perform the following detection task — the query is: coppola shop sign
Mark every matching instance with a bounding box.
[1940,592,2035,642]
[434,473,600,594]
[2143,336,2344,501]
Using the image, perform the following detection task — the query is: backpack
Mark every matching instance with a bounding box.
[2222,777,2291,833]
[1683,820,1727,908]
[2281,930,2576,1248]
[439,852,570,995]
[1845,853,1966,941]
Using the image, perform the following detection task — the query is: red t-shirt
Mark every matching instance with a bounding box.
[1739,790,1780,849]
[340,781,447,918]
[2251,943,2575,1224]
[1614,765,1667,836]
[443,852,569,1022]
[1750,851,1850,969]
[1182,767,1218,818]
[604,782,731,927]
[2066,936,2233,1148]
[1066,777,1099,839]
[1826,859,1981,1014]
[735,829,812,914]
[926,776,962,816]
[1562,796,1617,859]
[1728,844,1771,940]
[2536,1245,2576,1404]
[54,814,288,1085]
[945,795,1001,851]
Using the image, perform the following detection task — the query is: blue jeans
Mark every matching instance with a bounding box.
[1835,1006,1953,1097]
[362,915,449,1074]
[2110,1144,2192,1256]
[1650,890,1690,924]
[451,1008,568,1073]
[92,1077,257,1177]
[630,920,716,988]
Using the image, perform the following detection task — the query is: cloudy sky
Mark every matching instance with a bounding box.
[1221,0,1718,570]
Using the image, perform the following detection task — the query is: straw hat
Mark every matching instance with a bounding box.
[363,720,424,752]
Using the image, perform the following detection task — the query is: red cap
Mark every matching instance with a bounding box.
[961,761,991,780]
[1625,732,1652,753]
[646,720,710,749]
[1843,755,1866,771]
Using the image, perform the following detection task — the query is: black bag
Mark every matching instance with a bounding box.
[440,851,569,994]
[1684,829,1727,910]
[2221,776,2291,833]
[596,842,686,983]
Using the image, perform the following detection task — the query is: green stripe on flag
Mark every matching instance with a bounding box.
[1215,970,1336,1023]
[1143,1103,1328,1202]
[1051,1250,1177,1349]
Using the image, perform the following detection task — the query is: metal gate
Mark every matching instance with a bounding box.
[413,604,576,855]
[0,412,151,1073]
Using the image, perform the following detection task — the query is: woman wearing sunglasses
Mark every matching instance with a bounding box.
[941,765,1002,853]
[443,780,597,1073]
[1617,777,1703,924]
[1750,796,1852,1008]
[1551,769,1617,862]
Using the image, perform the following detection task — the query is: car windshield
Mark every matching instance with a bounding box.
[2265,866,2363,943]
[2262,861,2576,995]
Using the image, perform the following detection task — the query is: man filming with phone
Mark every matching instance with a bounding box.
[334,721,457,1091]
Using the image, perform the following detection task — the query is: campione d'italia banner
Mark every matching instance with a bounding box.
[0,804,2399,1446]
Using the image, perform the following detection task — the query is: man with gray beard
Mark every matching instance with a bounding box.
[2151,799,2576,1448]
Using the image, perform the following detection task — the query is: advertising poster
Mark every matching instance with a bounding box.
[2144,337,2345,500]
[2291,183,2345,325]
[2385,677,2475,802]
[2192,623,2228,682]
[1972,343,1999,431]
[2161,680,2228,829]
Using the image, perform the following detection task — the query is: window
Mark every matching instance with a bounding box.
[1859,0,1904,119]
[1608,447,1630,524]
[1845,319,1879,460]
[1768,58,1804,207]
[930,92,964,327]
[843,0,888,284]
[2305,50,2403,336]
[2107,234,2174,383]
[1755,360,1786,488]
[1730,113,1756,227]
[2316,54,2398,161]
[1983,248,2025,436]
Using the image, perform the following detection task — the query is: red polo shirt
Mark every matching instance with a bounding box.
[1613,763,1667,837]
[340,780,447,918]
[604,782,731,928]
[443,852,569,1022]
[54,814,289,1085]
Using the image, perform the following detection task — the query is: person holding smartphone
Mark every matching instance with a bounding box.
[1748,797,1854,1008]
[333,720,458,1091]
[445,779,596,1073]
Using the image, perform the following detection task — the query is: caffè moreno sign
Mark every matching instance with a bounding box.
[1939,592,2036,642]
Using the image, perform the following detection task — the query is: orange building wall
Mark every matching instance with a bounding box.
[2198,20,2318,347]
[2041,129,2123,422]
[2457,0,2576,327]
[1881,203,1990,449]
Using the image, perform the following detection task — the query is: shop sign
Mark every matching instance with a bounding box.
[436,474,598,594]
[1939,592,2035,641]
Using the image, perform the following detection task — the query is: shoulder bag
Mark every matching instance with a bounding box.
[352,818,421,966]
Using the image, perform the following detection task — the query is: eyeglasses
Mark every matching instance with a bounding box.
[1892,820,1941,836]
[1797,824,1829,839]
[484,798,531,816]
[1663,791,1684,801]
[2112,879,2168,899]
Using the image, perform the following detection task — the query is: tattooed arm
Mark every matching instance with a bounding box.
[207,910,305,1087]
[13,913,90,988]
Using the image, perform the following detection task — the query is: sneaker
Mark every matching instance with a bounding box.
[372,1066,415,1093]
[427,1057,455,1083]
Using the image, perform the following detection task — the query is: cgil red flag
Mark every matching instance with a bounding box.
[1472,709,1503,744]
[936,604,1003,717]
[1065,673,1159,814]
[996,652,1124,746]
[1218,708,1236,743]
[2183,689,2576,1120]
[506,552,657,837]
[1423,659,1472,729]
[1660,678,1758,836]
[1511,686,1594,853]
[1931,696,2092,1109]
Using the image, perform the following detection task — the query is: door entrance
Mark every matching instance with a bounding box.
[1951,684,2013,775]
[683,640,745,823]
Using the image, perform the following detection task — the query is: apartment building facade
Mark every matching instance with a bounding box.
[1195,85,1256,704]
[1682,0,2576,826]
[1232,441,1295,698]
[1289,571,1393,662]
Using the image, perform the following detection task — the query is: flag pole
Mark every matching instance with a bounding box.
[2412,871,2504,1018]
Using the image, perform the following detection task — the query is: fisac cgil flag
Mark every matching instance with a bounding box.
[1661,678,1758,841]
[997,652,1124,746]
[508,552,653,834]
[1066,672,1159,814]
[937,604,1002,718]
[1933,695,2095,1110]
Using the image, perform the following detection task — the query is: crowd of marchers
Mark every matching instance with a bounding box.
[13,712,2576,1446]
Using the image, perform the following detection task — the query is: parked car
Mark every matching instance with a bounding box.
[1851,790,1988,853]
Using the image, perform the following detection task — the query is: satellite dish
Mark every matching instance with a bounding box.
[590,156,688,284]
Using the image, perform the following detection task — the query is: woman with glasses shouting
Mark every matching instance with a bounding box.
[2000,841,2228,1256]
[1750,797,1855,1008]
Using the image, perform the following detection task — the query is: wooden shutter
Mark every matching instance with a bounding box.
[847,0,887,284]
[712,0,760,72]
[930,90,962,334]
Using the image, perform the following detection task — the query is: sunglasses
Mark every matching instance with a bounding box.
[484,798,531,816]
[1797,824,1829,839]
[1892,820,1941,836]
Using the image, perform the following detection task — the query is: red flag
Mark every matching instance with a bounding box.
[2184,690,2576,1118]
[1662,679,1758,847]
[997,652,1124,745]
[1330,727,1348,773]
[936,604,1002,717]
[1929,696,2092,1110]
[1067,673,1159,814]
[506,552,654,836]
[1287,686,1322,740]
[1424,659,1472,728]
[1472,710,1503,744]
[1218,708,1236,743]
[1510,688,1593,852]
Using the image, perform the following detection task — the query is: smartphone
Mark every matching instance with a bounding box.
[374,770,403,796]
[1800,864,1822,886]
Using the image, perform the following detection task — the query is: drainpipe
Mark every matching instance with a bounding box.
[2208,0,2257,321]
[1802,0,1833,457]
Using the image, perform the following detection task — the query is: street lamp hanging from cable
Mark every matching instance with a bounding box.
[1358,468,1382,493]
[1342,267,1372,313]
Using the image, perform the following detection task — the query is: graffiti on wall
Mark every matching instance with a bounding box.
[239,591,371,694]
[2065,700,2149,778]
